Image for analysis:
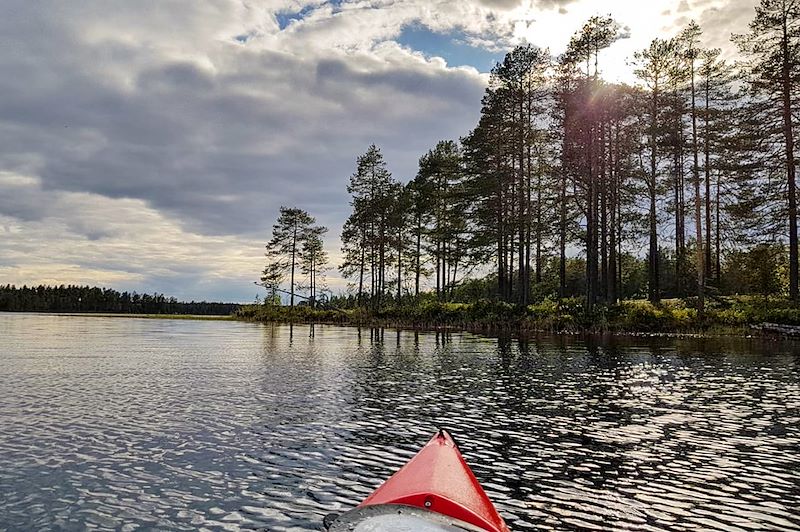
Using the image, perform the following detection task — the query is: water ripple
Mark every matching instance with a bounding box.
[1,315,799,531]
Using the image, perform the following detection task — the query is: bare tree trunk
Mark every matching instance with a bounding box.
[519,95,527,306]
[444,240,450,300]
[509,185,515,302]
[608,123,619,303]
[290,225,297,307]
[358,238,365,306]
[414,214,421,297]
[691,54,705,312]
[536,171,542,284]
[649,84,660,303]
[782,12,799,301]
[397,226,402,302]
[600,119,608,303]
[704,74,713,283]
[673,84,686,299]
[587,121,597,308]
[497,162,506,300]
[674,147,682,296]
[559,140,568,298]
[618,171,624,298]
[436,241,441,299]
[715,172,721,282]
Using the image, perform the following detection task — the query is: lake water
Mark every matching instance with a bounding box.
[1,313,799,531]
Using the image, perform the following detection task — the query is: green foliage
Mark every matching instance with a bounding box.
[235,304,347,324]
[722,244,788,298]
[238,293,800,335]
[615,300,697,332]
[339,144,401,305]
[264,206,322,307]
[450,277,497,303]
[704,295,800,326]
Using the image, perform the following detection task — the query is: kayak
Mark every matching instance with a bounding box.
[324,430,510,532]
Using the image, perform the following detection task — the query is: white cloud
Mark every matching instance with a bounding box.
[0,172,266,301]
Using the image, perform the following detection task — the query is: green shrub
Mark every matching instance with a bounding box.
[527,299,558,321]
[237,294,800,334]
[615,300,698,332]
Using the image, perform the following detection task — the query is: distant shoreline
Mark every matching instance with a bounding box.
[0,311,235,321]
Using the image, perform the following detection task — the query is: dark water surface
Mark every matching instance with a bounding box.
[1,313,799,531]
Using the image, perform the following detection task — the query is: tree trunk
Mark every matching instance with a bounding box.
[415,214,421,297]
[559,139,568,298]
[691,54,705,312]
[704,74,713,283]
[587,120,597,308]
[673,84,684,298]
[600,118,608,303]
[608,123,619,303]
[310,253,315,308]
[536,173,542,284]
[618,174,623,299]
[290,225,297,307]
[436,241,441,299]
[649,83,660,303]
[379,220,386,306]
[674,144,682,296]
[782,13,799,301]
[519,93,527,307]
[715,171,721,282]
[358,236,365,306]
[497,161,506,300]
[397,226,402,302]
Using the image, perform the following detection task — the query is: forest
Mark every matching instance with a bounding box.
[0,285,240,316]
[253,1,800,331]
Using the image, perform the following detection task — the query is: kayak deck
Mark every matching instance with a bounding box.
[326,430,509,532]
[327,504,489,531]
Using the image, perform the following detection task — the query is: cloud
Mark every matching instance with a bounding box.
[1,1,487,232]
[0,171,265,301]
[0,1,490,301]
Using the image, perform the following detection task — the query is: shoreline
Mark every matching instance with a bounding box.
[5,310,799,341]
[233,315,779,341]
[232,299,800,340]
[0,311,235,321]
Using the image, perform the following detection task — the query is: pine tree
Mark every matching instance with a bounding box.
[634,38,676,302]
[406,173,434,297]
[678,20,705,310]
[698,48,734,284]
[300,225,329,307]
[735,0,800,300]
[416,140,468,300]
[341,145,397,307]
[266,207,315,307]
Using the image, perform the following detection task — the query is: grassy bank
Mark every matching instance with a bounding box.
[234,296,800,336]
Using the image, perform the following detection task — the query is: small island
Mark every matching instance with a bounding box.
[241,14,800,337]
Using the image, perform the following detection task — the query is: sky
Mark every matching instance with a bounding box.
[0,0,757,303]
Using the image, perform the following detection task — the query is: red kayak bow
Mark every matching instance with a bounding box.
[326,430,509,532]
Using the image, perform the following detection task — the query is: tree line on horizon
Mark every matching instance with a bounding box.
[0,285,240,315]
[263,1,799,310]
